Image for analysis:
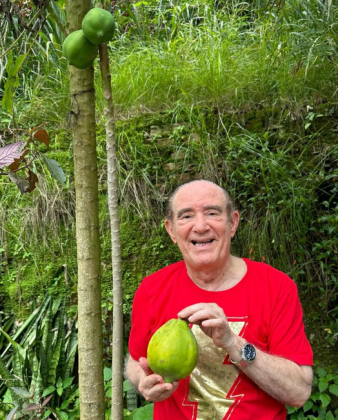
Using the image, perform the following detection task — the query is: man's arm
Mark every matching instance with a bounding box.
[126,355,180,402]
[178,303,313,408]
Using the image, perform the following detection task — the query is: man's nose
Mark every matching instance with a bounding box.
[193,213,210,232]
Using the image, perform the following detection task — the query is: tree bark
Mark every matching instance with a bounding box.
[99,43,124,420]
[65,1,105,419]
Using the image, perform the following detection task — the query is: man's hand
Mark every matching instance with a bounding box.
[127,356,179,402]
[178,303,236,350]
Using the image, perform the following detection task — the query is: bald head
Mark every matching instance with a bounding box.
[166,180,235,222]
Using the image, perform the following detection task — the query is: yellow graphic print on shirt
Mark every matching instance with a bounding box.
[183,320,247,420]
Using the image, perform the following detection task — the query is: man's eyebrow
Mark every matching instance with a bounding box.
[177,207,193,219]
[176,205,224,219]
[204,205,223,213]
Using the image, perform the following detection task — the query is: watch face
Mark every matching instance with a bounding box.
[243,344,256,362]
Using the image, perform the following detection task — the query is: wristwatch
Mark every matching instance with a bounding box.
[229,341,256,369]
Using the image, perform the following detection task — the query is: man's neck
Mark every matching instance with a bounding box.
[186,256,247,292]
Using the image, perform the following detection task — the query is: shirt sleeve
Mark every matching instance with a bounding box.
[267,280,313,366]
[128,279,154,361]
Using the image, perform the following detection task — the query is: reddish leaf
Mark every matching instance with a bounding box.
[25,169,38,193]
[33,129,49,147]
[23,403,40,411]
[0,142,25,169]
[41,393,53,407]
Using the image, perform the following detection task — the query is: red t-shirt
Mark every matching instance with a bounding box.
[129,258,313,420]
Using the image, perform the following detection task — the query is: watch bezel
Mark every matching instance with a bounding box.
[229,342,256,369]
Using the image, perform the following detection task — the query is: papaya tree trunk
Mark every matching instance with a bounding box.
[65,1,105,419]
[99,43,124,420]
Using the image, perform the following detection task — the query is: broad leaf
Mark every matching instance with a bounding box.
[41,154,66,186]
[123,379,133,392]
[63,377,74,388]
[133,404,154,420]
[11,387,31,398]
[104,366,112,381]
[303,400,313,412]
[0,142,25,169]
[25,169,38,192]
[319,380,328,392]
[8,172,30,194]
[326,411,335,420]
[42,386,56,397]
[329,384,338,396]
[319,393,331,408]
[33,129,50,147]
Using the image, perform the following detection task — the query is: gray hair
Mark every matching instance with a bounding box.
[165,180,235,222]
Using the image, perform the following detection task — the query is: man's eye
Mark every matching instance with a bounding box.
[181,214,192,220]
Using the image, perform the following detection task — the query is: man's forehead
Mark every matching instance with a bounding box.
[172,182,227,210]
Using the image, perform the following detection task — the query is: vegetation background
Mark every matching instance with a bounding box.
[0,0,337,419]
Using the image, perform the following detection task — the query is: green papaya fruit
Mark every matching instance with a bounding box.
[62,30,98,70]
[147,318,198,383]
[82,8,115,45]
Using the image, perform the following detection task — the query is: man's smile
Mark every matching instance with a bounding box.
[191,239,215,246]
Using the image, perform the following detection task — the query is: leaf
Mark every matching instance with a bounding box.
[14,54,26,74]
[104,367,112,381]
[329,384,338,396]
[57,377,63,388]
[25,169,39,193]
[6,406,19,420]
[319,393,331,408]
[316,367,327,378]
[123,380,133,393]
[41,394,53,407]
[0,327,27,362]
[56,386,63,396]
[303,400,313,412]
[42,386,56,397]
[23,403,41,411]
[33,129,50,147]
[0,142,25,169]
[326,411,335,420]
[8,172,30,194]
[319,380,329,392]
[63,377,74,389]
[133,404,154,420]
[41,154,66,186]
[11,387,31,398]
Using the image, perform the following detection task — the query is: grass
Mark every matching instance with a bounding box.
[101,0,338,116]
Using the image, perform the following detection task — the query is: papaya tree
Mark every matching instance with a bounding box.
[64,1,105,419]
[99,39,124,420]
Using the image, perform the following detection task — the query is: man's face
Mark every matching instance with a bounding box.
[165,181,239,272]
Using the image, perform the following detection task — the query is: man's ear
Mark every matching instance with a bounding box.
[165,219,177,244]
[230,211,240,238]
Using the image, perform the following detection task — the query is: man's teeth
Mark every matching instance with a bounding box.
[192,239,213,245]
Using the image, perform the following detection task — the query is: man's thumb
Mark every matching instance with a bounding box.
[139,357,153,376]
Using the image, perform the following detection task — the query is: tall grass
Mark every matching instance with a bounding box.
[104,0,338,115]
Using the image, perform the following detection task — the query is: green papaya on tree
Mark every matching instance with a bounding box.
[147,318,199,383]
[62,30,98,70]
[82,8,115,45]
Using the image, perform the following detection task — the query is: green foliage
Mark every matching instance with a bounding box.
[0,294,78,419]
[287,366,338,420]
[1,0,338,417]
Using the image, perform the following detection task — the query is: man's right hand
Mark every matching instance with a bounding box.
[127,356,179,402]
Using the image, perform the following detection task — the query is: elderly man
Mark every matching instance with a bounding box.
[126,180,313,420]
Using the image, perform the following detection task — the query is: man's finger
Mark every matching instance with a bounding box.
[139,357,153,376]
